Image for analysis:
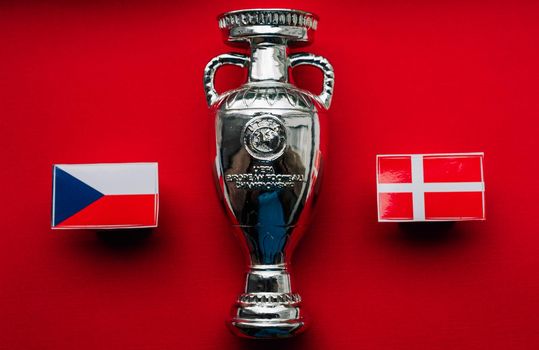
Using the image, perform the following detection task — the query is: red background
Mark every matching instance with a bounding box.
[1,1,539,349]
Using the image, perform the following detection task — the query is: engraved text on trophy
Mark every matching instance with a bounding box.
[226,165,305,190]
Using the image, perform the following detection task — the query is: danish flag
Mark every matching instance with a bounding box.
[377,153,485,221]
[51,163,158,229]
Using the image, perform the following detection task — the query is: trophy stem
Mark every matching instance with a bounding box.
[228,265,306,339]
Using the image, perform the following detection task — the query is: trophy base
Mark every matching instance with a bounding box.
[228,291,305,339]
[228,267,306,338]
[228,318,306,339]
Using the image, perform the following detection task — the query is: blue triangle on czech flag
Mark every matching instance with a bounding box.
[53,167,104,226]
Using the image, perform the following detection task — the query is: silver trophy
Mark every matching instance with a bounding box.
[203,9,334,339]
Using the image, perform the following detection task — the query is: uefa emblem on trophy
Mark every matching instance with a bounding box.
[204,9,334,338]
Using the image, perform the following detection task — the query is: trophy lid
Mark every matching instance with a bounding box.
[218,9,319,46]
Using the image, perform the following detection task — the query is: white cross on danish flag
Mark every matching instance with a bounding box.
[376,153,485,221]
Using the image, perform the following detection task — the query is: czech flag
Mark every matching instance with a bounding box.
[52,163,159,229]
[377,153,485,222]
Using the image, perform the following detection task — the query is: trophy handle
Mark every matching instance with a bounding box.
[204,53,250,107]
[289,53,335,110]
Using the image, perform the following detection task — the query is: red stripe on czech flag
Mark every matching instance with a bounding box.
[55,194,158,228]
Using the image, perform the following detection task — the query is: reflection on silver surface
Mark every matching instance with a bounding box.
[204,8,334,339]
